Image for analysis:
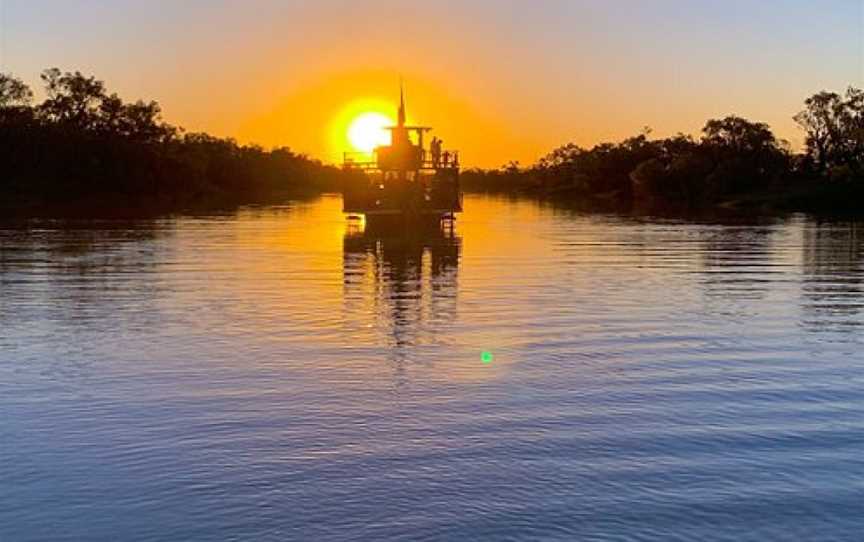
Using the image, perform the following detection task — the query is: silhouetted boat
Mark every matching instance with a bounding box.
[342,86,462,224]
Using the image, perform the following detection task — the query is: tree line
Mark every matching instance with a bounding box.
[1,69,346,214]
[2,69,861,216]
[462,87,864,213]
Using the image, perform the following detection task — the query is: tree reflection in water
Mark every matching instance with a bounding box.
[801,221,864,334]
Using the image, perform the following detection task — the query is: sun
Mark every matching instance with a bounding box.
[347,112,393,153]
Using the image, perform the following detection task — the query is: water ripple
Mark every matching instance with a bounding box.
[1,197,863,541]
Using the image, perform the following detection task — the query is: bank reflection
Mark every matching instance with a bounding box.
[698,222,778,308]
[0,219,170,332]
[342,220,461,356]
[801,221,864,333]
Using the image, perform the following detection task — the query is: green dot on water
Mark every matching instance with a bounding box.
[481,351,493,364]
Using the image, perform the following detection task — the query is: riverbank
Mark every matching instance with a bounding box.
[1,69,349,218]
[462,176,864,217]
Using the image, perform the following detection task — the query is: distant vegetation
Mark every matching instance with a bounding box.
[2,69,862,216]
[0,69,345,215]
[463,87,864,214]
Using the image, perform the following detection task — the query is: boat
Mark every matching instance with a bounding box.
[342,86,462,225]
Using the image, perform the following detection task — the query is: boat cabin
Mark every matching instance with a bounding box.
[343,87,462,221]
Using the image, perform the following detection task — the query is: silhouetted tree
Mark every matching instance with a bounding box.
[699,115,789,195]
[39,68,107,129]
[795,87,864,177]
[630,133,710,207]
[0,73,33,107]
[702,116,777,154]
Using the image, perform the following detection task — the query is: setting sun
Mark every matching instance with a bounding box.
[347,112,393,153]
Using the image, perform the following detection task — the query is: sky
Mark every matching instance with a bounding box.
[1,0,862,167]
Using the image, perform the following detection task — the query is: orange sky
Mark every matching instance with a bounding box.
[3,1,862,167]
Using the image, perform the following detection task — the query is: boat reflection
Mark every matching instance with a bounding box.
[342,219,461,357]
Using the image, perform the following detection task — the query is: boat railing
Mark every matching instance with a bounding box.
[343,150,460,171]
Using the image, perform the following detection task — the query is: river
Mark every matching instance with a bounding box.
[1,195,862,541]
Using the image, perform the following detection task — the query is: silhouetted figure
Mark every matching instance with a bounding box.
[430,137,442,168]
[442,151,450,168]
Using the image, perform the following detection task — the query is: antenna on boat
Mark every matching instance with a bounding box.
[398,77,406,127]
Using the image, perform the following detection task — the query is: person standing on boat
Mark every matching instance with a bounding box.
[431,137,442,168]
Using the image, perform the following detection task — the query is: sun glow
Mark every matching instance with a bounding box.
[347,112,393,153]
[328,97,400,160]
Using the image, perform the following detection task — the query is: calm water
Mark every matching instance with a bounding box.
[2,195,863,541]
